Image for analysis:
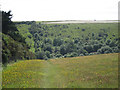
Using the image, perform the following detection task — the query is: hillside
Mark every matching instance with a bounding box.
[2,12,119,64]
[2,11,36,64]
[15,21,119,60]
[2,53,118,88]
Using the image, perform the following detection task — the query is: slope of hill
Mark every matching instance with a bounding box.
[2,11,36,64]
[15,21,119,60]
[2,53,118,88]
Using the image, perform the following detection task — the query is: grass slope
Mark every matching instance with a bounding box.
[2,53,118,88]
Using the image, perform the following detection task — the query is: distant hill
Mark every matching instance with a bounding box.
[15,21,119,60]
[42,20,119,24]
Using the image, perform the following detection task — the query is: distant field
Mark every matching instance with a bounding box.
[2,53,118,88]
[41,20,119,24]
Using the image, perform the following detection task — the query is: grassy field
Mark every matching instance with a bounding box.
[2,53,118,88]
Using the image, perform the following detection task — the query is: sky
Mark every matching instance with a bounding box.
[1,0,120,21]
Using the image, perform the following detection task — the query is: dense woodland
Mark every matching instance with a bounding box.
[2,11,120,64]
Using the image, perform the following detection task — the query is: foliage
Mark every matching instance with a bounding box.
[15,21,118,60]
[2,11,36,64]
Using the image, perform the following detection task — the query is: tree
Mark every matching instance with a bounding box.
[2,11,17,34]
[36,51,46,59]
[2,52,8,64]
[106,39,111,45]
[44,38,52,44]
[109,41,117,47]
[2,10,26,43]
[60,45,67,55]
[70,52,78,57]
[66,41,77,53]
[53,38,63,46]
[97,46,113,54]
[44,44,53,53]
[45,51,51,58]
[93,44,102,52]
[84,45,93,53]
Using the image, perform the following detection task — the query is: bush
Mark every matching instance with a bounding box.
[53,38,63,46]
[56,54,62,58]
[60,45,67,55]
[64,54,71,58]
[70,52,78,57]
[89,53,94,55]
[79,54,84,56]
[45,51,51,58]
[109,41,117,47]
[2,53,8,64]
[44,44,53,53]
[112,47,119,53]
[44,38,52,44]
[106,39,111,45]
[93,44,102,52]
[84,45,93,53]
[36,51,46,59]
[66,41,77,53]
[97,46,113,54]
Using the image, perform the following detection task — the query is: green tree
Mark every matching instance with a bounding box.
[2,11,17,34]
[60,45,67,55]
[53,38,63,46]
[45,51,51,58]
[97,46,113,54]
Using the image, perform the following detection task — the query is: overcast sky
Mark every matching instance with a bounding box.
[1,0,120,21]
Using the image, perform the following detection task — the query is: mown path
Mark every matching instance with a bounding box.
[39,61,65,88]
[42,61,58,88]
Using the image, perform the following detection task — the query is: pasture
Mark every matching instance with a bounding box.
[2,53,118,88]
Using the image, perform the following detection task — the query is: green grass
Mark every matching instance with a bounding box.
[2,53,118,88]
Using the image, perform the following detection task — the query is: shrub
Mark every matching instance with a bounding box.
[60,45,67,55]
[89,53,94,55]
[97,46,113,54]
[79,54,84,56]
[70,52,78,57]
[84,45,93,53]
[53,38,64,46]
[2,53,8,64]
[106,39,111,45]
[64,54,71,58]
[93,44,102,52]
[44,44,53,53]
[109,41,117,47]
[45,51,51,58]
[56,54,62,58]
[36,51,46,59]
[112,47,119,53]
